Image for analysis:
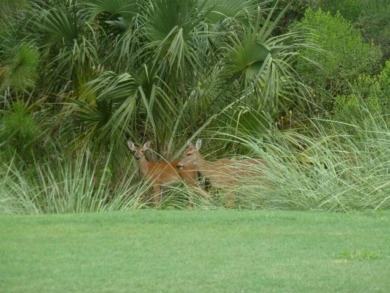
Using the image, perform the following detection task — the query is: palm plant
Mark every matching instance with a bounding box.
[73,0,314,154]
[223,6,311,112]
[0,0,319,212]
[27,1,99,93]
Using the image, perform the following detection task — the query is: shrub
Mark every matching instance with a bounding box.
[311,0,390,62]
[296,8,382,110]
[377,60,390,107]
[347,60,390,122]
[0,102,41,161]
[312,0,364,22]
[0,42,40,92]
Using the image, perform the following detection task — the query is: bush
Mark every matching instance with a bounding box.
[0,102,41,161]
[296,8,382,110]
[312,0,364,22]
[377,60,390,107]
[312,0,390,62]
[347,60,390,121]
[0,42,40,92]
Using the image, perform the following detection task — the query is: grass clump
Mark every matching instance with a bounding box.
[238,127,390,211]
[0,153,149,214]
[220,102,390,211]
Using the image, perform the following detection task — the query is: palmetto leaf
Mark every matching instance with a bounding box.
[86,71,138,104]
[68,72,139,154]
[225,31,270,80]
[79,70,180,150]
[222,2,312,112]
[26,3,100,92]
[33,6,80,46]
[55,36,99,82]
[80,0,141,22]
[140,0,210,79]
[202,0,259,23]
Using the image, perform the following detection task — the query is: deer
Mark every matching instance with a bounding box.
[127,141,207,205]
[176,139,265,206]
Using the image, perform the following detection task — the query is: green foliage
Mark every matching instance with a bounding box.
[313,0,390,62]
[377,60,390,107]
[313,0,364,22]
[0,102,40,160]
[0,43,40,92]
[0,152,147,214]
[1,1,390,213]
[0,0,28,27]
[345,60,390,121]
[223,4,311,113]
[1,101,390,212]
[0,0,317,161]
[28,3,99,91]
[58,0,312,155]
[242,123,390,211]
[80,0,141,22]
[357,6,390,61]
[296,8,382,108]
[332,95,381,127]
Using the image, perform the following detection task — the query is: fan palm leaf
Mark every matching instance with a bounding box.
[202,0,260,23]
[140,0,209,81]
[27,3,99,92]
[33,5,80,47]
[222,2,313,112]
[80,0,142,23]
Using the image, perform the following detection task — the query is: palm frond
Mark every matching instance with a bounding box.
[202,0,260,23]
[80,0,141,22]
[33,6,80,47]
[140,0,210,81]
[222,2,316,113]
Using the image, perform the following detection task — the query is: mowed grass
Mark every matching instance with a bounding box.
[1,210,389,293]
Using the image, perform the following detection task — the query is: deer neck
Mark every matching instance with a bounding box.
[138,156,151,176]
[194,153,211,175]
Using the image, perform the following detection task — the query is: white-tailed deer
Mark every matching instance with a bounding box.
[176,139,265,206]
[127,141,206,205]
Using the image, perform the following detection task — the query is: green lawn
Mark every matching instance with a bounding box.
[1,210,389,293]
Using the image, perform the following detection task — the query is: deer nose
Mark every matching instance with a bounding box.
[176,163,183,169]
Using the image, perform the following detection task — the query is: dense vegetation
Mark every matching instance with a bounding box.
[1,0,390,213]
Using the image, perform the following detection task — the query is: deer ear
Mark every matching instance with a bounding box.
[144,141,151,149]
[127,141,136,151]
[195,139,202,150]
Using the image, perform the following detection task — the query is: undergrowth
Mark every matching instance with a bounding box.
[1,105,390,213]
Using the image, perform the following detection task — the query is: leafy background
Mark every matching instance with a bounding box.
[1,0,390,213]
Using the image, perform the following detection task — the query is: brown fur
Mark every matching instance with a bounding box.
[177,139,265,206]
[128,141,206,204]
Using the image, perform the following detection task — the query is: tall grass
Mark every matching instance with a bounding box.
[232,111,390,211]
[1,102,390,213]
[0,154,150,214]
